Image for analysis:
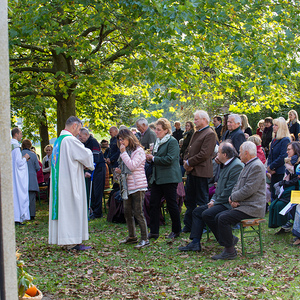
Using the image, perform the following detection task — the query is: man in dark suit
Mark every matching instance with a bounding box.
[213,116,222,141]
[222,114,246,153]
[79,128,106,219]
[182,110,217,232]
[178,142,243,252]
[107,126,120,171]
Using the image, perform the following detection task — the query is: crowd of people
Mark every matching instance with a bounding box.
[11,109,300,257]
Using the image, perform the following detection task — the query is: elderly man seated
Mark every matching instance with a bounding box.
[203,141,266,260]
[178,141,243,252]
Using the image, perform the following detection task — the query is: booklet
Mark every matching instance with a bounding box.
[279,202,297,215]
[291,190,300,204]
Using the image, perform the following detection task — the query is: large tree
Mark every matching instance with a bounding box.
[9,0,152,135]
[9,0,300,140]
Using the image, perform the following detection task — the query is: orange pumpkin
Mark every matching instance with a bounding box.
[25,285,38,297]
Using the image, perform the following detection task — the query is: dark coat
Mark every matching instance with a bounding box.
[84,135,105,168]
[180,129,194,158]
[262,126,273,150]
[267,137,290,175]
[150,136,182,185]
[244,127,252,136]
[215,125,222,141]
[172,128,184,142]
[21,149,40,192]
[184,126,216,178]
[108,136,120,168]
[288,122,300,141]
[222,127,246,154]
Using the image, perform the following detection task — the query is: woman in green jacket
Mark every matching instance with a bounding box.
[146,118,182,239]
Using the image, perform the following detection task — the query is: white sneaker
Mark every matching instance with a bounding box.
[134,240,150,249]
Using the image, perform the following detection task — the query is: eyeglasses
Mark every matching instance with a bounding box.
[118,138,124,142]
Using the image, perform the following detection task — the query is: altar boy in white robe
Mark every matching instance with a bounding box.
[48,116,94,251]
[11,127,30,225]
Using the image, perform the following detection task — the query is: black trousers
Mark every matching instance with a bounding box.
[87,165,106,218]
[203,209,252,248]
[183,174,209,231]
[270,173,284,202]
[149,182,181,234]
[190,204,228,240]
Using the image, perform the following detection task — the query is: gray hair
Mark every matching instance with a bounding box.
[136,118,148,126]
[65,116,82,127]
[240,141,257,156]
[228,114,241,125]
[194,110,210,123]
[79,127,90,135]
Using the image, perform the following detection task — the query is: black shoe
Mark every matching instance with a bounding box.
[30,216,35,221]
[89,213,96,220]
[182,226,191,233]
[212,249,237,260]
[167,232,180,239]
[15,222,25,226]
[275,228,287,235]
[178,242,201,252]
[148,233,159,240]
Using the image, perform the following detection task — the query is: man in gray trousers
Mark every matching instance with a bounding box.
[204,141,266,260]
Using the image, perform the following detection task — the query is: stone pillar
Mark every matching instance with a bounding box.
[0,0,18,299]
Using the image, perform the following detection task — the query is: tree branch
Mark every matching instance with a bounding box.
[11,91,55,97]
[101,39,140,65]
[80,26,101,37]
[13,67,55,74]
[90,26,116,55]
[18,43,49,53]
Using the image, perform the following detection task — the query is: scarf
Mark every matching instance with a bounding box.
[117,148,133,200]
[153,134,171,154]
[288,119,297,128]
[51,134,69,220]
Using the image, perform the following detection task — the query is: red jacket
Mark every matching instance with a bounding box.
[37,161,44,184]
[256,145,266,164]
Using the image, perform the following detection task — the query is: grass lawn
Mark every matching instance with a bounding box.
[15,200,300,299]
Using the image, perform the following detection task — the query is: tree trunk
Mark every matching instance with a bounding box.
[39,109,49,158]
[52,52,77,136]
[56,92,76,135]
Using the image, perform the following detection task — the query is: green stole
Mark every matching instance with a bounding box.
[51,134,69,220]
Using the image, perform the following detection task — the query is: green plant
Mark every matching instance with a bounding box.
[16,251,34,297]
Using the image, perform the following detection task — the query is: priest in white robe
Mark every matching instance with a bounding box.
[11,127,30,224]
[48,116,94,251]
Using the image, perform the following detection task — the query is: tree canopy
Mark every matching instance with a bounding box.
[9,0,300,143]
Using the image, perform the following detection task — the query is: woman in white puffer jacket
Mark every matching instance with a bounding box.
[115,129,149,248]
